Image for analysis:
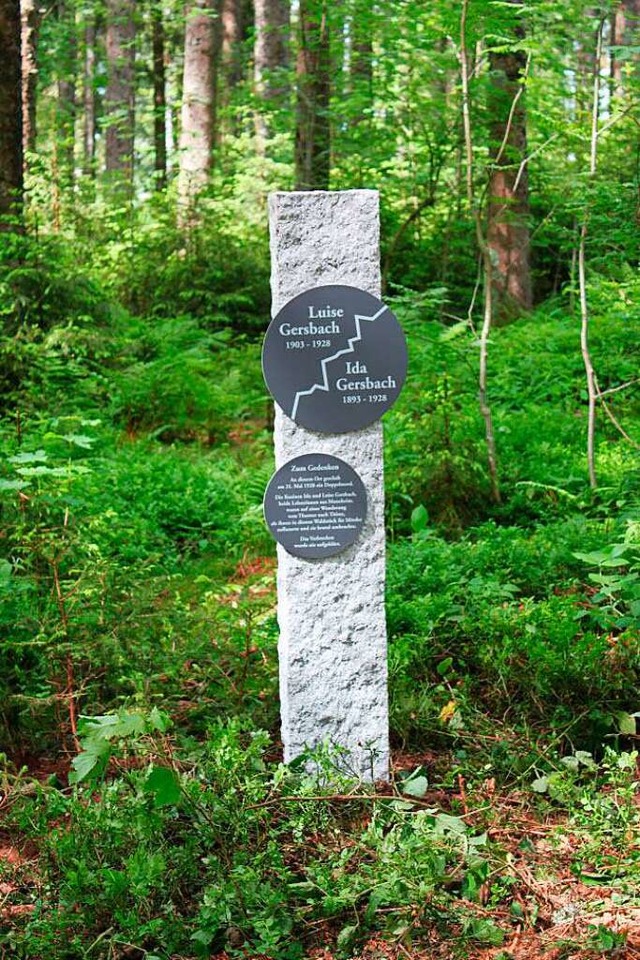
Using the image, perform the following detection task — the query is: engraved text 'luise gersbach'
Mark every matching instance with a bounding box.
[262,285,408,434]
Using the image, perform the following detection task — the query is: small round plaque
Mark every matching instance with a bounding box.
[262,285,407,434]
[263,453,367,559]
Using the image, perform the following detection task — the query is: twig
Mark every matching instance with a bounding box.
[595,374,640,448]
[493,53,532,168]
[51,558,80,751]
[597,378,639,398]
[246,791,492,815]
[460,0,474,207]
[578,18,605,490]
[247,792,400,809]
[460,0,501,503]
[513,133,559,195]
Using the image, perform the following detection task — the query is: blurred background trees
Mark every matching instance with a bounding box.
[0,0,637,319]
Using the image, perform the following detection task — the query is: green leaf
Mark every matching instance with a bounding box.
[143,765,181,807]
[8,449,47,464]
[0,479,31,490]
[574,750,597,769]
[437,657,454,677]
[401,774,429,798]
[574,548,629,567]
[63,433,94,449]
[16,465,54,476]
[410,504,429,533]
[531,776,549,794]
[616,712,637,736]
[78,710,146,742]
[148,706,172,733]
[69,748,107,784]
[440,320,470,342]
[560,755,579,772]
[434,812,467,836]
[466,918,505,945]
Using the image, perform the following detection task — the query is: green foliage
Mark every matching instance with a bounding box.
[574,520,640,631]
[110,318,267,442]
[4,721,502,958]
[386,290,639,532]
[0,233,112,411]
[0,403,277,753]
[531,747,640,889]
[72,201,271,335]
[387,516,640,750]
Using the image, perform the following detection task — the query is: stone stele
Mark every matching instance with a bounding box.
[269,189,389,782]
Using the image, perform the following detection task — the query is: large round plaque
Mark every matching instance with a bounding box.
[262,285,407,434]
[263,453,367,559]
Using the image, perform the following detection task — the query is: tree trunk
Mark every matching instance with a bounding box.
[178,0,217,217]
[105,0,136,188]
[487,43,532,324]
[0,0,23,230]
[254,0,289,144]
[56,0,77,188]
[221,0,243,90]
[349,4,372,121]
[82,17,96,175]
[295,0,330,190]
[254,0,289,99]
[152,3,167,190]
[217,0,243,140]
[20,0,39,158]
[611,0,640,90]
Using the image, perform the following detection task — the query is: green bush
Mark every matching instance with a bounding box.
[387,518,639,748]
[110,319,267,443]
[73,201,271,334]
[5,719,497,959]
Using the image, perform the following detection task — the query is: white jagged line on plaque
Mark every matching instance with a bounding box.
[290,306,388,422]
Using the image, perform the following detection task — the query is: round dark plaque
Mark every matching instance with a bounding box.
[262,285,407,434]
[263,453,367,559]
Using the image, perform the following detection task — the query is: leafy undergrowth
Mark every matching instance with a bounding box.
[1,243,640,957]
[1,554,639,960]
[1,728,639,959]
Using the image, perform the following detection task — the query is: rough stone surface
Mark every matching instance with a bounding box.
[269,190,389,781]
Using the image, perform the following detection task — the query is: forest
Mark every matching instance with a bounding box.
[0,0,639,956]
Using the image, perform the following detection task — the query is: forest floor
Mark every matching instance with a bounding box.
[2,736,639,958]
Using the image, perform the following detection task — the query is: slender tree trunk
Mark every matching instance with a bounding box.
[349,4,372,124]
[254,0,289,143]
[152,3,167,190]
[0,0,23,230]
[221,0,243,88]
[20,0,39,159]
[56,0,77,188]
[178,0,217,218]
[579,19,604,490]
[218,0,242,139]
[82,17,96,175]
[611,0,640,90]
[487,42,532,324]
[105,0,136,188]
[460,0,500,503]
[295,0,330,190]
[254,0,289,98]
